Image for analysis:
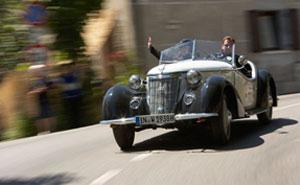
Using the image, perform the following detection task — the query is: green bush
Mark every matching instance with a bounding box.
[81,68,102,125]
[2,112,36,140]
[114,51,142,85]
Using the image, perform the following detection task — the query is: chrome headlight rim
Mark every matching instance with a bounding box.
[128,75,143,90]
[184,91,196,106]
[130,97,142,110]
[186,69,201,85]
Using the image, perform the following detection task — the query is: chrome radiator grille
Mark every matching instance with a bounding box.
[148,76,180,114]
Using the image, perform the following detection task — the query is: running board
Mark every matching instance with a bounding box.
[245,108,268,116]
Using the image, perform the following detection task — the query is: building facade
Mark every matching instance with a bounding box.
[131,0,300,94]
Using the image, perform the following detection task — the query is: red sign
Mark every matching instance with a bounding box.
[23,44,49,64]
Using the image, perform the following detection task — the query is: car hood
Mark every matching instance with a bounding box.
[147,60,233,75]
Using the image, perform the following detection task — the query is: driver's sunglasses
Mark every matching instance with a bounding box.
[223,44,233,48]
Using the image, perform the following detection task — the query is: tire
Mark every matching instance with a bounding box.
[112,125,135,150]
[257,83,273,124]
[211,94,232,145]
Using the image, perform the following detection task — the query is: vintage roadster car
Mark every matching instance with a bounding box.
[100,40,277,150]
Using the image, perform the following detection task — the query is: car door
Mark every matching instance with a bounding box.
[234,61,257,110]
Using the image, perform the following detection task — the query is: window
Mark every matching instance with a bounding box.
[248,9,299,52]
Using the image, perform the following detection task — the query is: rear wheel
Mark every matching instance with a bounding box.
[112,125,135,150]
[257,83,273,124]
[211,94,232,145]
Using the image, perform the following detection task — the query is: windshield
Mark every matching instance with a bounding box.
[160,41,193,63]
[160,40,235,65]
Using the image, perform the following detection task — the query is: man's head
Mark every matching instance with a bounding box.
[178,41,192,59]
[221,36,235,56]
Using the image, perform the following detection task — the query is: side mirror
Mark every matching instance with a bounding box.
[238,55,248,66]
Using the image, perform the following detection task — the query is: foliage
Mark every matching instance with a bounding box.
[2,112,36,141]
[114,52,142,86]
[81,68,102,124]
[47,0,102,61]
[49,87,69,131]
[0,0,30,70]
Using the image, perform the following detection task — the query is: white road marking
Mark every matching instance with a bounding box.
[89,153,152,185]
[130,153,152,162]
[276,93,300,100]
[274,102,300,112]
[89,169,122,185]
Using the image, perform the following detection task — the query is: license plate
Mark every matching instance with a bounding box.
[136,114,175,126]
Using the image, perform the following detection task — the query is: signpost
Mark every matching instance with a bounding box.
[23,1,48,26]
[23,44,49,65]
[23,1,49,65]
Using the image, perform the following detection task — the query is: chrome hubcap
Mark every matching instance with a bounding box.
[268,95,273,107]
[227,110,232,121]
[225,109,232,138]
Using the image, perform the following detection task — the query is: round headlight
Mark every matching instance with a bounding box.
[130,97,142,110]
[128,75,143,90]
[186,70,201,85]
[184,91,196,106]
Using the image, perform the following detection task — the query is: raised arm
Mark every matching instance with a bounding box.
[148,37,161,60]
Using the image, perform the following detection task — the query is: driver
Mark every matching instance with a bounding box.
[148,37,192,60]
[207,36,251,77]
[206,36,238,61]
[222,36,235,57]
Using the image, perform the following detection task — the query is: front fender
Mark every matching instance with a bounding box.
[199,75,226,113]
[183,75,225,113]
[102,85,141,120]
[183,75,244,118]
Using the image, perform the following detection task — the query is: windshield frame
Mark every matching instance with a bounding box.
[159,40,236,67]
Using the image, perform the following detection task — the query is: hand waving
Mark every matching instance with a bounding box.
[148,37,152,48]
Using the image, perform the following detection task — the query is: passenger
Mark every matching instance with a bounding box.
[148,37,192,60]
[176,44,192,60]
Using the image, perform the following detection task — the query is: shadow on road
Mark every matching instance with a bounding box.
[0,173,78,185]
[127,118,297,153]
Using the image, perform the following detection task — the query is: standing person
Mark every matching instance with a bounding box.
[28,66,53,134]
[59,62,83,128]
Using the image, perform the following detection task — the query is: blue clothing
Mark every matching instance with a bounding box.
[60,72,82,99]
[59,71,83,128]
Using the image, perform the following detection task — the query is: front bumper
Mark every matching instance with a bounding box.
[99,113,218,125]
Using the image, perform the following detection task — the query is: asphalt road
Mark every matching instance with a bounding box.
[0,93,299,185]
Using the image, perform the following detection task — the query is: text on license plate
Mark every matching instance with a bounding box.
[136,114,175,125]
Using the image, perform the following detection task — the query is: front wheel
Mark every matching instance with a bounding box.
[211,94,232,145]
[112,125,135,150]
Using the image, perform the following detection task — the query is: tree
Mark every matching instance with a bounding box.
[47,0,102,61]
[0,0,30,70]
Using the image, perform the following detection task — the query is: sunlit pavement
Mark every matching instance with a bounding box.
[0,93,299,185]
